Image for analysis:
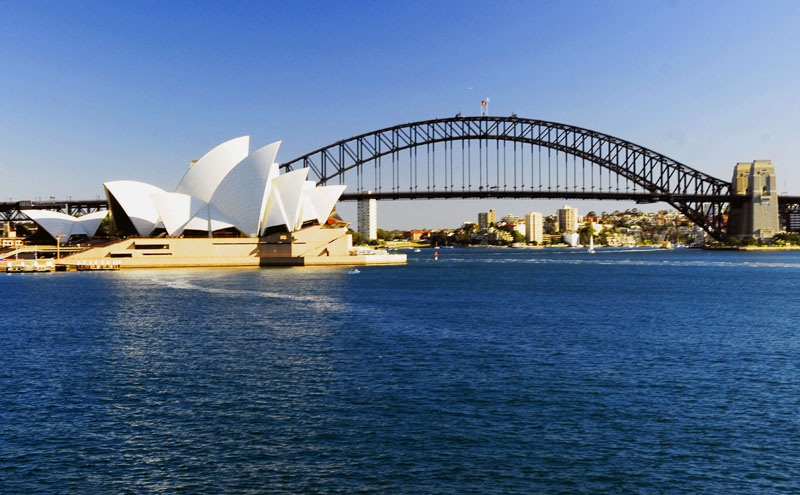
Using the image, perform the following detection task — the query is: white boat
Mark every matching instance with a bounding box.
[348,268,360,274]
[413,248,421,253]
[588,235,595,253]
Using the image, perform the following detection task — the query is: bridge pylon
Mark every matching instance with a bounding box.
[727,161,780,239]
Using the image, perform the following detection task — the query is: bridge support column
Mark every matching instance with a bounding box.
[728,160,779,239]
[357,193,377,240]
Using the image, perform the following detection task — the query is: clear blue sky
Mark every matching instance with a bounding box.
[2,0,799,229]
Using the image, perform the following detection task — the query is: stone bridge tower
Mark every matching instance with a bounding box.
[727,160,779,239]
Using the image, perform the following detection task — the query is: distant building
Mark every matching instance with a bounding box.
[502,214,519,225]
[1,222,23,247]
[605,233,637,247]
[1,225,23,248]
[357,194,377,240]
[790,211,800,232]
[478,209,496,231]
[525,212,543,244]
[562,232,580,247]
[490,229,513,243]
[406,230,431,242]
[557,205,578,233]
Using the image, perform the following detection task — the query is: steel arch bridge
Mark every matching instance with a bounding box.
[281,116,736,240]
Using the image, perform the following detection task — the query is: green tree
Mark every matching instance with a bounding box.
[15,223,32,236]
[578,221,595,246]
[454,230,472,245]
[740,236,758,246]
[97,215,113,236]
[376,228,395,241]
[430,231,450,247]
[724,237,741,247]
[774,232,800,245]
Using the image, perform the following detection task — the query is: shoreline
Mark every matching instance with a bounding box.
[704,245,800,251]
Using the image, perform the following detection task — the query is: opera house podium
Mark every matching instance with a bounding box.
[22,136,405,268]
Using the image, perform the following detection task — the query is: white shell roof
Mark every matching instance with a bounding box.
[150,192,237,236]
[76,210,108,237]
[104,180,166,236]
[106,137,346,238]
[209,141,281,237]
[298,181,320,227]
[306,185,347,225]
[265,168,308,232]
[182,210,236,233]
[149,192,206,237]
[175,136,250,203]
[21,209,80,240]
[20,209,108,240]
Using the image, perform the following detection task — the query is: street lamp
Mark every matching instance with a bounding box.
[56,234,65,260]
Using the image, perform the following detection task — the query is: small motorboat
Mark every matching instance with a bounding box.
[348,268,361,274]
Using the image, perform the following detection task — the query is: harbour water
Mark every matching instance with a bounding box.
[3,248,800,493]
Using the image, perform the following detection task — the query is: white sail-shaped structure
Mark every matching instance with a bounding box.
[104,180,167,236]
[102,137,346,239]
[22,209,108,241]
[209,141,281,237]
[265,168,309,233]
[21,210,82,241]
[76,210,109,237]
[175,136,250,202]
[305,185,347,226]
[147,192,238,237]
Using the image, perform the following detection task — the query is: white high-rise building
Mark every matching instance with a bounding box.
[358,193,377,240]
[557,205,578,233]
[525,212,543,244]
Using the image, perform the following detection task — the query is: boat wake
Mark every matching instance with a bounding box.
[148,277,345,310]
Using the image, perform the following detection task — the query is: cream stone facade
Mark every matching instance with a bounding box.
[525,212,543,244]
[557,205,578,233]
[61,225,404,268]
[728,160,779,239]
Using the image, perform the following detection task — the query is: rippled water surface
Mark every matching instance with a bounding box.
[3,248,800,493]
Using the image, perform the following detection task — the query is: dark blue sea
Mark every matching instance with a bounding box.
[2,248,800,494]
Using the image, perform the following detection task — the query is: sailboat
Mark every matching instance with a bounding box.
[588,235,595,254]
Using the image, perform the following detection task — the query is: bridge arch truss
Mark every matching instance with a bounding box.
[282,116,733,240]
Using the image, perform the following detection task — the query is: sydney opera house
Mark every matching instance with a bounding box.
[22,137,404,267]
